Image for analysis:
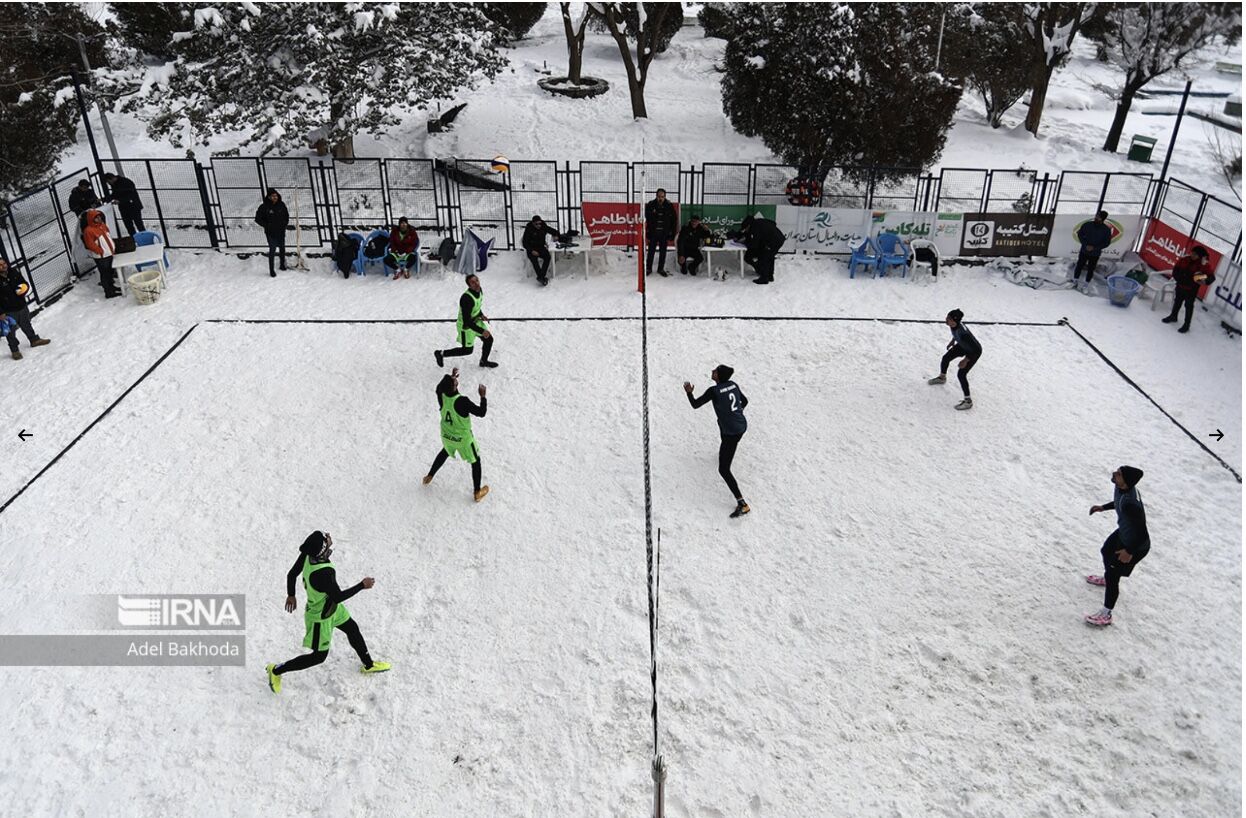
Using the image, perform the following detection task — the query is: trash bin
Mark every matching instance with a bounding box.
[1106,274,1142,307]
[1127,134,1157,163]
[128,270,163,305]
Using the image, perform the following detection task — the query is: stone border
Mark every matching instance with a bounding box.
[538,76,610,99]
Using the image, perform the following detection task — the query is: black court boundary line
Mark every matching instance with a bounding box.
[206,316,1063,326]
[1060,318,1241,484]
[0,324,201,516]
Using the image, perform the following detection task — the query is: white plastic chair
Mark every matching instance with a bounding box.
[908,238,940,282]
[1148,269,1176,311]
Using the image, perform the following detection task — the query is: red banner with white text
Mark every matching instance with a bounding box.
[1139,218,1223,298]
[582,201,679,247]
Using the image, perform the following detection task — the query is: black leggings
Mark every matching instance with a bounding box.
[428,448,482,492]
[1100,534,1124,609]
[1167,290,1197,328]
[719,432,744,500]
[940,346,979,397]
[275,617,372,675]
[441,334,494,363]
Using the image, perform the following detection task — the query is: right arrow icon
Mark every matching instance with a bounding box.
[1209,429,1224,442]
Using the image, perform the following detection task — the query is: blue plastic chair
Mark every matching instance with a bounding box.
[875,232,909,278]
[359,229,390,276]
[848,237,881,278]
[133,230,170,272]
[343,231,366,275]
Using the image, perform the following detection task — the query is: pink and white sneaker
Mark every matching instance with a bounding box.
[1084,610,1113,627]
[1086,575,1106,587]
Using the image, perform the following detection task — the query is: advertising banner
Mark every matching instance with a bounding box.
[582,201,681,247]
[960,213,1055,256]
[870,211,964,256]
[1047,214,1142,260]
[775,206,871,253]
[681,204,776,235]
[1138,218,1224,298]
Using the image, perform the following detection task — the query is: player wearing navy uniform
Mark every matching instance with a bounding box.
[684,364,750,518]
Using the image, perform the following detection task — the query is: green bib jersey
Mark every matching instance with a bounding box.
[302,560,351,651]
[440,393,479,463]
[456,289,486,347]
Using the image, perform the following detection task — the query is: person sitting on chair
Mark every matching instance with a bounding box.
[384,217,420,279]
[676,215,713,276]
[521,214,561,286]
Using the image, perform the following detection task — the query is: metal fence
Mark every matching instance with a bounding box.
[3,157,1240,308]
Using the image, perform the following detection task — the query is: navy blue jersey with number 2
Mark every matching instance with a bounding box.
[689,380,748,436]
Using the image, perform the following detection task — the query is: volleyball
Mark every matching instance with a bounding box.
[490,155,510,174]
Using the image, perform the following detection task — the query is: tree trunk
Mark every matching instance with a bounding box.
[603,7,648,119]
[331,137,354,158]
[329,97,354,158]
[561,3,586,84]
[1102,87,1137,153]
[1024,66,1052,136]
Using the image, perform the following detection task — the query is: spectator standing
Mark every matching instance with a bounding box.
[676,215,713,276]
[521,214,560,286]
[384,217,420,279]
[0,259,51,360]
[1072,210,1113,293]
[82,208,121,299]
[644,188,677,277]
[68,179,101,220]
[254,189,290,277]
[102,172,146,235]
[1162,246,1214,334]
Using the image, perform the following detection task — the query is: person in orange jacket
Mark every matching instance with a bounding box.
[81,209,120,298]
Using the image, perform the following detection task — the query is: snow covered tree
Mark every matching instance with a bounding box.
[1095,3,1242,152]
[1020,3,1095,136]
[133,3,507,157]
[109,3,190,61]
[479,3,547,42]
[697,3,736,39]
[720,3,962,183]
[938,4,1034,128]
[593,2,681,119]
[559,2,591,84]
[0,4,106,195]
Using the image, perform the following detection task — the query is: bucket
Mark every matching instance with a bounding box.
[1106,274,1141,307]
[128,269,163,305]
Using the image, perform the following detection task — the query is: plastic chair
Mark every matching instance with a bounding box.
[848,237,880,278]
[1148,269,1177,311]
[359,229,390,276]
[875,232,909,277]
[341,231,366,276]
[1106,275,1142,307]
[908,238,940,281]
[132,230,170,272]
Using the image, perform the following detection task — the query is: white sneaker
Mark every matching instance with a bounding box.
[955,397,973,410]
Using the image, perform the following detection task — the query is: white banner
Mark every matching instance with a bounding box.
[869,211,964,256]
[774,206,870,253]
[1047,214,1142,260]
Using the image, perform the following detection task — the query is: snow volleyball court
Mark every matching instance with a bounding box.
[0,289,1239,816]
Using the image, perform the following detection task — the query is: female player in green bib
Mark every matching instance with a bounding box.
[266,531,390,694]
[435,274,498,368]
[423,368,490,502]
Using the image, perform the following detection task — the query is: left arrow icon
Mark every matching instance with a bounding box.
[17,430,31,441]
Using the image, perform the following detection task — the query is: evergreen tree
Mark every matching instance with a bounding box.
[132,3,507,157]
[0,4,106,195]
[697,3,736,40]
[1092,3,1241,152]
[938,4,1034,128]
[108,2,190,61]
[479,3,547,42]
[720,3,962,183]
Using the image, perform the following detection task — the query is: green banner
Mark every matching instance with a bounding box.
[681,203,777,233]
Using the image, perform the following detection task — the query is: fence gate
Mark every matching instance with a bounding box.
[984,169,1038,213]
[131,158,215,248]
[262,158,318,245]
[936,169,988,212]
[384,159,441,238]
[508,160,559,241]
[332,158,387,234]
[2,169,84,305]
[211,158,265,247]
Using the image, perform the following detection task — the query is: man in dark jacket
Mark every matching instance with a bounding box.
[384,217,419,279]
[102,172,145,235]
[1162,246,1214,334]
[684,364,750,518]
[1084,466,1150,627]
[676,215,713,276]
[732,215,785,284]
[1072,210,1113,292]
[928,308,981,410]
[0,259,51,360]
[254,188,290,277]
[521,214,560,286]
[644,188,677,277]
[68,179,101,220]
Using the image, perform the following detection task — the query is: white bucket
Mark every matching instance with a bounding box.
[128,270,163,305]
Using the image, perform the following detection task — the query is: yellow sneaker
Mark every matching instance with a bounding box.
[474,485,490,502]
[361,661,392,674]
[266,663,282,694]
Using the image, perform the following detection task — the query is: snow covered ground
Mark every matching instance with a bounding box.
[0,247,1239,816]
[61,9,1243,203]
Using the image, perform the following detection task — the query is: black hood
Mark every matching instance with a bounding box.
[265,188,283,202]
